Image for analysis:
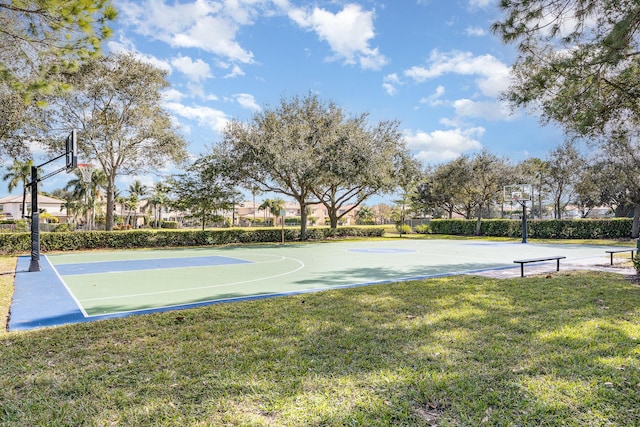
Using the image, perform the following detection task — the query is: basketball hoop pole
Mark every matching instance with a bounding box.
[521,201,528,244]
[27,130,78,272]
[29,165,41,272]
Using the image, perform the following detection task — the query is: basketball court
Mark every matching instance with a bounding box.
[9,239,626,331]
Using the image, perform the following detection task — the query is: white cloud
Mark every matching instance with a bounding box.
[404,127,484,163]
[452,99,516,121]
[224,64,245,79]
[234,93,261,111]
[404,50,510,98]
[170,55,212,82]
[419,85,446,106]
[163,102,229,133]
[468,0,493,8]
[162,88,186,103]
[288,4,388,70]
[118,174,157,193]
[382,73,402,95]
[107,36,172,73]
[464,26,486,36]
[117,0,256,64]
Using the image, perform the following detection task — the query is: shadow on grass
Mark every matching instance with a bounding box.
[1,272,639,426]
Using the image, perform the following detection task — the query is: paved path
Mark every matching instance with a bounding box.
[472,257,637,279]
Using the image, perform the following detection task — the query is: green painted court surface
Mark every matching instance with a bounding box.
[47,239,615,317]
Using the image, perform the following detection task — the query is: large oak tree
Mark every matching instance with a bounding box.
[44,52,187,230]
[218,93,409,238]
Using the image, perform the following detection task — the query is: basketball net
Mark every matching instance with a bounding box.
[76,163,94,183]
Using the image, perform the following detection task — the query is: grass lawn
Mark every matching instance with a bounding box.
[0,256,16,330]
[0,258,639,426]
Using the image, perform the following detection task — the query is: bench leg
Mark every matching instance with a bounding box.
[520,263,524,278]
[610,252,614,265]
[556,258,560,272]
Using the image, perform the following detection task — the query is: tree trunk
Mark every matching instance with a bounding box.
[632,204,640,238]
[329,211,339,229]
[299,200,308,239]
[475,207,483,236]
[106,176,115,231]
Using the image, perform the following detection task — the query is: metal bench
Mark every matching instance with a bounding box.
[513,256,566,278]
[605,249,635,265]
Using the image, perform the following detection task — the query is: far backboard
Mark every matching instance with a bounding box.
[504,184,532,203]
[65,129,77,170]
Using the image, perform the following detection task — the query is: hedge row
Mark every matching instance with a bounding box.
[0,226,385,254]
[428,218,634,239]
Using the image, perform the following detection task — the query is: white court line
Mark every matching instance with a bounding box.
[45,255,90,317]
[80,255,305,302]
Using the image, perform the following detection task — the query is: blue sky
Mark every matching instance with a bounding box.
[7,0,567,197]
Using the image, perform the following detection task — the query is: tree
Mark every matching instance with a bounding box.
[259,199,285,226]
[64,167,107,230]
[169,159,237,231]
[2,159,34,216]
[0,1,116,161]
[515,157,550,219]
[218,93,407,237]
[467,150,510,235]
[0,0,117,102]
[0,91,46,163]
[598,134,640,236]
[43,52,187,230]
[310,113,408,229]
[128,180,148,228]
[147,182,171,228]
[413,164,459,219]
[545,141,583,219]
[54,189,83,225]
[392,154,423,228]
[492,1,640,139]
[356,206,374,225]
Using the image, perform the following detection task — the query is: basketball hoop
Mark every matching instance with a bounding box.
[76,163,94,183]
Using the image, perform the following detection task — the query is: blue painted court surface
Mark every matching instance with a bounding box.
[9,239,622,331]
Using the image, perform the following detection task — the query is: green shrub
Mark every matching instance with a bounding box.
[633,254,640,274]
[395,223,412,235]
[161,221,179,229]
[52,224,71,233]
[414,224,429,234]
[428,218,633,239]
[0,226,386,254]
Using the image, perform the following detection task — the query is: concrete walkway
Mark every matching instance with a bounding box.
[472,256,637,279]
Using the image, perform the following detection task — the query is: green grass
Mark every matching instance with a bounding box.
[1,267,639,426]
[0,256,16,333]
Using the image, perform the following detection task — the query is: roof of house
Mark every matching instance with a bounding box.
[0,194,65,204]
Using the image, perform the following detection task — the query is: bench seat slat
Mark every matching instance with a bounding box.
[513,256,566,277]
[604,249,635,265]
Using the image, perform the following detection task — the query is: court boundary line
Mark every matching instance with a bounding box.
[80,263,522,319]
[46,255,89,317]
[79,255,305,306]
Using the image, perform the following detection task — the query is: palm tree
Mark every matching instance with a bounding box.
[146,182,170,228]
[65,168,107,230]
[356,206,374,225]
[114,190,127,228]
[251,186,261,223]
[2,159,34,218]
[259,198,285,226]
[127,180,148,227]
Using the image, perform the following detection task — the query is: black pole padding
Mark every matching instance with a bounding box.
[29,166,41,272]
[521,202,528,244]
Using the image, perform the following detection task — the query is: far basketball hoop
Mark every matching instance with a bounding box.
[76,163,94,183]
[504,183,532,244]
[504,184,532,204]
